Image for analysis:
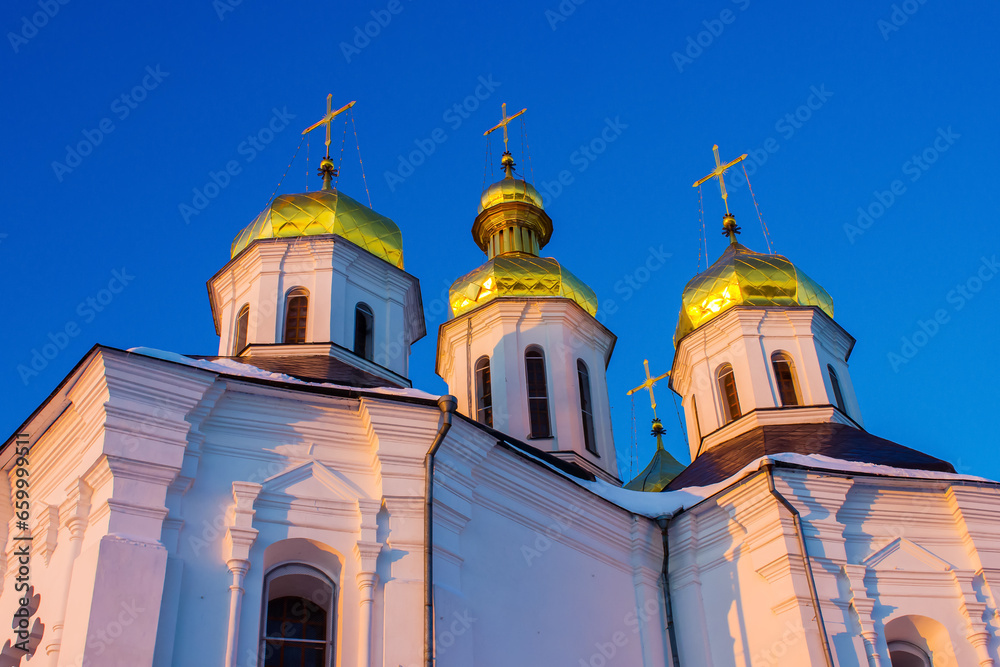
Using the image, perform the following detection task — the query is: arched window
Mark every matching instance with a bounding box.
[260,563,335,667]
[828,364,847,415]
[525,348,551,438]
[354,303,374,361]
[475,356,493,427]
[771,351,801,407]
[283,288,309,345]
[717,363,742,424]
[233,304,249,355]
[887,642,931,667]
[577,360,597,455]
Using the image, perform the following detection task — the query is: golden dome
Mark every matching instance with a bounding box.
[449,253,597,317]
[675,242,834,346]
[479,176,545,214]
[231,190,404,268]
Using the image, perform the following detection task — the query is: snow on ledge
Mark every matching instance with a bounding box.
[511,446,994,520]
[125,347,439,400]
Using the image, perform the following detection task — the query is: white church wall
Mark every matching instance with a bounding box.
[672,307,860,460]
[669,467,1000,667]
[432,419,669,666]
[437,299,618,481]
[209,237,423,378]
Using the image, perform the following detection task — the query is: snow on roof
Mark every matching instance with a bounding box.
[508,445,993,520]
[126,347,439,400]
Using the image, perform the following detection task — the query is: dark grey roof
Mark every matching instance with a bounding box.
[666,422,955,490]
[194,354,402,389]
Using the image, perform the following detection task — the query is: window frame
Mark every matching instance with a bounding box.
[282,288,309,345]
[717,363,742,424]
[259,563,336,667]
[354,303,374,361]
[770,351,801,407]
[524,347,552,439]
[828,364,847,415]
[577,359,598,456]
[475,356,493,428]
[886,640,931,667]
[233,303,250,355]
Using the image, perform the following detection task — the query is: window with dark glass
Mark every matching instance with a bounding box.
[525,348,551,438]
[717,363,742,424]
[577,360,597,455]
[828,364,847,415]
[354,303,374,360]
[263,596,327,667]
[233,304,249,355]
[475,356,493,427]
[283,288,309,345]
[260,564,334,667]
[771,351,800,407]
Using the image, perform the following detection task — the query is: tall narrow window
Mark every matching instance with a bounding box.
[577,360,597,455]
[475,356,493,428]
[771,351,800,407]
[283,288,309,345]
[525,348,551,438]
[233,304,249,355]
[717,363,742,424]
[828,364,847,415]
[261,564,335,667]
[354,303,374,360]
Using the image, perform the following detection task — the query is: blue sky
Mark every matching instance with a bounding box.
[3,0,997,480]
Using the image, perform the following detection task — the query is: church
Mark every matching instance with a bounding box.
[3,99,999,667]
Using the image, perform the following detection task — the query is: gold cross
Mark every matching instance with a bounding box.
[302,94,356,156]
[484,102,527,153]
[626,359,670,419]
[692,144,748,215]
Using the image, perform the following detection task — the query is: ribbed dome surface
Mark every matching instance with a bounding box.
[675,242,833,345]
[231,190,403,268]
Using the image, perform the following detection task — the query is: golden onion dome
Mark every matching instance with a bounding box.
[479,176,545,214]
[449,252,597,317]
[230,189,404,268]
[674,242,834,346]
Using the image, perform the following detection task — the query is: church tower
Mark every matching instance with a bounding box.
[669,146,862,462]
[436,105,619,483]
[207,97,425,387]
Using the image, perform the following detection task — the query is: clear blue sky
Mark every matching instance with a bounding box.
[3,0,997,480]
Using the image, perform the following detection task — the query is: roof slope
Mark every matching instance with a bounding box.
[195,354,402,389]
[666,422,954,490]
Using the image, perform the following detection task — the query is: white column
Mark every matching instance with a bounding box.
[355,497,382,667]
[222,482,262,667]
[43,479,92,667]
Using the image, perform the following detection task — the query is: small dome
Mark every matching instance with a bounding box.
[674,242,834,346]
[449,253,596,317]
[231,190,404,268]
[478,176,544,214]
